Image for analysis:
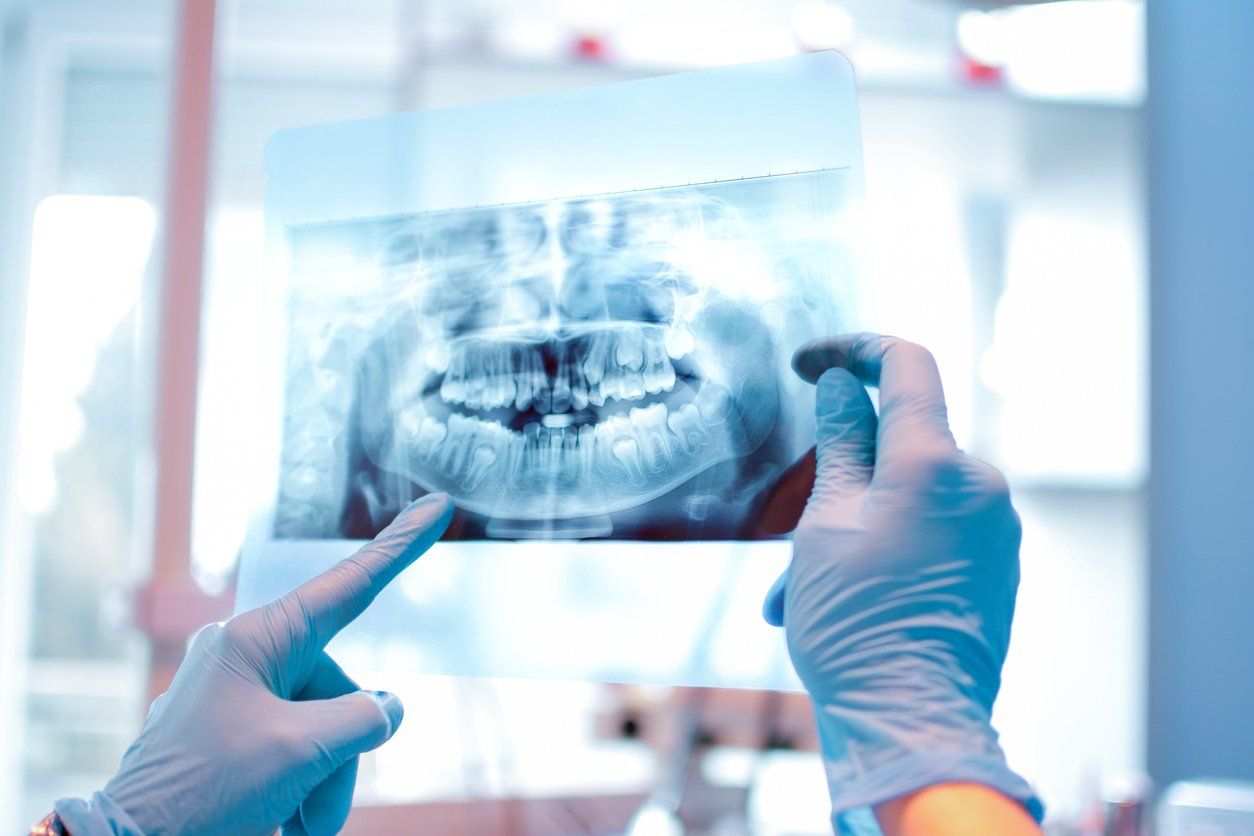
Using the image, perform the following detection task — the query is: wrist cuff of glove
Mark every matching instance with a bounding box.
[824,749,1044,835]
[54,792,145,836]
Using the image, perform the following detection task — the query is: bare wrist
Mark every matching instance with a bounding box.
[30,812,67,835]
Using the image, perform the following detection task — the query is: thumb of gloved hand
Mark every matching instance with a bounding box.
[808,366,877,510]
[762,366,877,626]
[295,689,405,776]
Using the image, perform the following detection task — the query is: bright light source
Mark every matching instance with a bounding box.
[615,14,797,69]
[956,9,1009,67]
[555,0,630,34]
[16,196,156,514]
[192,207,274,588]
[984,208,1146,485]
[1006,0,1144,103]
[490,17,567,60]
[959,0,1145,104]
[791,1,857,52]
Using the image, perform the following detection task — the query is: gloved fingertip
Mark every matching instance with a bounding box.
[791,333,878,384]
[366,690,404,740]
[762,570,788,627]
[388,492,456,560]
[403,492,455,528]
[406,491,451,511]
[815,366,864,408]
[814,367,876,440]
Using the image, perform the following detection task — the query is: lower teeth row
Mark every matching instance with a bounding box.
[399,388,732,494]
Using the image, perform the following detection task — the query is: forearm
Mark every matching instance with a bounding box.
[874,782,1041,836]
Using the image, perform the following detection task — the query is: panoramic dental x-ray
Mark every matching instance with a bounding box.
[276,173,852,541]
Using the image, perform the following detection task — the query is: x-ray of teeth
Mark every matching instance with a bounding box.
[272,169,858,541]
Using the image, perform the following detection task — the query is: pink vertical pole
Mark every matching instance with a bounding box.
[141,0,228,703]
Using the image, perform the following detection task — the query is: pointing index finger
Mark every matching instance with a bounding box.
[290,492,455,649]
[792,332,956,454]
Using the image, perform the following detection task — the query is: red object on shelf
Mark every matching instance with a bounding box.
[957,52,1005,86]
[573,33,609,62]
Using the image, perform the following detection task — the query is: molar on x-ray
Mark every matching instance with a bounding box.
[273,170,854,540]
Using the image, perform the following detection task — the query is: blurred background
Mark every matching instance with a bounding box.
[0,0,1248,833]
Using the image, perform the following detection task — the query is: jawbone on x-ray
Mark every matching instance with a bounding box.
[274,171,856,541]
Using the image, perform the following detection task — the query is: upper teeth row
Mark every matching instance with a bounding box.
[436,328,691,412]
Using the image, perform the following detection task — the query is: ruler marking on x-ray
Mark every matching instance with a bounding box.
[290,166,853,231]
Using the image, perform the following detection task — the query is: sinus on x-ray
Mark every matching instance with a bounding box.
[273,169,859,541]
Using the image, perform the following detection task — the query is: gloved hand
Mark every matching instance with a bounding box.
[55,492,455,836]
[762,334,1041,833]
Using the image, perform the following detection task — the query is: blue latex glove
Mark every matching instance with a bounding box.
[762,334,1042,833]
[56,493,455,836]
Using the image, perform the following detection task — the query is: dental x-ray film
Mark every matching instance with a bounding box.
[237,52,868,689]
[278,171,860,541]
